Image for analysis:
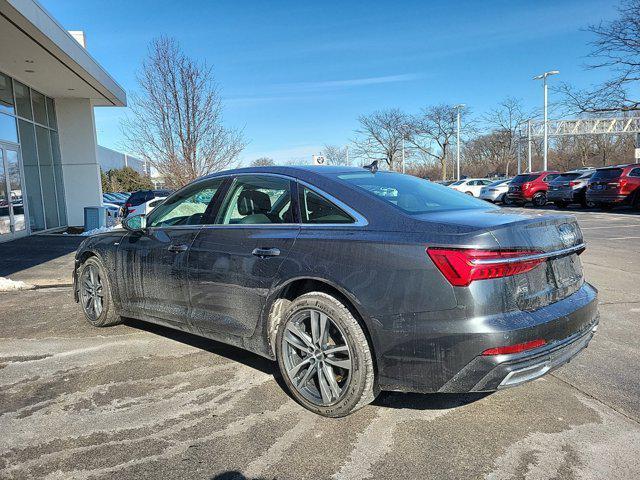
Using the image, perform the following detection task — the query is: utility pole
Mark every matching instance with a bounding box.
[533,70,559,171]
[345,145,349,165]
[454,104,465,180]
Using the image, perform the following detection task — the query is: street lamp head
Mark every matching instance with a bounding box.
[533,70,560,80]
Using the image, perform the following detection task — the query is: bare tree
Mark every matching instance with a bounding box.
[405,105,459,180]
[121,36,246,189]
[480,98,528,176]
[351,109,408,170]
[250,157,275,167]
[558,0,640,113]
[320,144,351,165]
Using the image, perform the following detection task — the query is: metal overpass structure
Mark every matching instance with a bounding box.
[518,117,640,173]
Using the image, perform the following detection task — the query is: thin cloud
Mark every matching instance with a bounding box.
[226,73,422,106]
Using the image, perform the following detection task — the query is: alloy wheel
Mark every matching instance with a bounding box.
[80,264,104,320]
[281,308,352,406]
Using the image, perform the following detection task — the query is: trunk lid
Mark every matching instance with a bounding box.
[414,208,585,311]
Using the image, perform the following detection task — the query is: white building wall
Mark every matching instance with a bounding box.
[98,145,145,174]
[55,97,102,226]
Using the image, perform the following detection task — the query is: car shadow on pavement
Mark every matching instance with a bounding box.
[374,390,491,410]
[123,318,277,375]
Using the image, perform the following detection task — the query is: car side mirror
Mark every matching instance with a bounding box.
[122,214,147,233]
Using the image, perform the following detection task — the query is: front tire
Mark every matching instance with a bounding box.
[77,257,121,327]
[276,292,377,417]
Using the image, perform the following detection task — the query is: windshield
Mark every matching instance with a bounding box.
[511,174,539,184]
[592,168,623,180]
[335,172,493,215]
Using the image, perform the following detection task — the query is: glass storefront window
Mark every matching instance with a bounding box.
[36,125,60,229]
[0,113,18,143]
[18,119,45,231]
[31,90,48,126]
[46,97,57,129]
[14,81,32,120]
[1,71,65,236]
[0,73,15,115]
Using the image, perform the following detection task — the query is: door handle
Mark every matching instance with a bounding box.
[168,244,189,253]
[252,247,281,258]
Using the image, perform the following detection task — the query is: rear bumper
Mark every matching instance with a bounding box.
[585,192,627,204]
[438,314,597,392]
[480,191,503,202]
[506,191,531,202]
[375,282,599,393]
[547,190,579,202]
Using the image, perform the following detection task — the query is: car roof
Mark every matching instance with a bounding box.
[202,165,364,180]
[596,163,640,170]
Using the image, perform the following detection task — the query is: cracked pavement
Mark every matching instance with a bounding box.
[1,208,639,479]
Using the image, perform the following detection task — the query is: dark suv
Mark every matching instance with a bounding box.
[586,164,640,209]
[506,171,561,207]
[124,189,172,216]
[547,170,595,209]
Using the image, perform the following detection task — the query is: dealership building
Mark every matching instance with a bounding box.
[0,0,125,242]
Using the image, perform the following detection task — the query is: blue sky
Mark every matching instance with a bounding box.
[43,0,618,165]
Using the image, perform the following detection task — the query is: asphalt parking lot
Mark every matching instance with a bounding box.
[1,207,640,480]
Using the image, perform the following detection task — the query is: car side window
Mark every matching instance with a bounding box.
[299,186,354,224]
[217,175,293,225]
[146,178,223,228]
[629,168,640,178]
[544,174,559,182]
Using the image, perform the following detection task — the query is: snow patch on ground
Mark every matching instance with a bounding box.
[0,277,35,291]
[80,225,120,236]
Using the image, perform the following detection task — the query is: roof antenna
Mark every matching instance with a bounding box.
[363,160,379,173]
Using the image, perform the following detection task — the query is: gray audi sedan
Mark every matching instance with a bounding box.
[73,165,598,417]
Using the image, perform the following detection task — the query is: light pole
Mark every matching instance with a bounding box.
[454,104,465,181]
[533,70,559,171]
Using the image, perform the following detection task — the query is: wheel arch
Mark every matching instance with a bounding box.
[263,277,378,367]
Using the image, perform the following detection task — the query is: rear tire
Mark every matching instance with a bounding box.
[275,292,377,417]
[465,191,474,196]
[532,192,547,207]
[77,257,121,327]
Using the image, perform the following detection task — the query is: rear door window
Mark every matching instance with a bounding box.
[298,186,354,224]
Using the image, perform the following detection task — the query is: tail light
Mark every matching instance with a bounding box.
[522,182,531,190]
[426,248,545,287]
[569,181,578,187]
[482,339,547,356]
[619,178,631,194]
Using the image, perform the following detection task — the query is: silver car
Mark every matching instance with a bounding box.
[479,178,512,203]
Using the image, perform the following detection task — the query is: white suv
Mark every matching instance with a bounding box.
[448,178,493,197]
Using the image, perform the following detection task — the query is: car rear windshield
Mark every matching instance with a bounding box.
[488,179,509,187]
[551,173,582,183]
[510,174,539,184]
[335,172,492,215]
[591,168,623,180]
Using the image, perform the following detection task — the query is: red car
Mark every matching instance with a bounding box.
[586,163,640,209]
[506,171,561,207]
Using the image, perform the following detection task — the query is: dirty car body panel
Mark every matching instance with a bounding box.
[74,166,598,395]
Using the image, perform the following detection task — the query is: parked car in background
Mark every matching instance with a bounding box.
[586,163,640,209]
[73,165,598,417]
[479,178,512,204]
[124,189,172,217]
[506,171,561,207]
[547,170,596,209]
[449,178,493,197]
[126,196,167,217]
[435,180,456,186]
